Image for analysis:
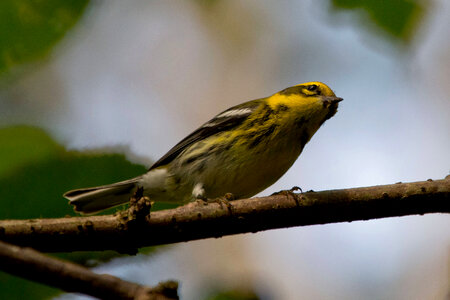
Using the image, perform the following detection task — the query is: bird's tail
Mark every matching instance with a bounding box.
[64,177,141,214]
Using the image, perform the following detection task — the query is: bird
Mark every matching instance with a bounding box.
[64,82,343,214]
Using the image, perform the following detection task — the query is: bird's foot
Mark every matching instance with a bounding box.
[272,186,304,206]
[125,187,152,221]
[194,196,209,206]
[204,193,234,212]
[272,186,303,196]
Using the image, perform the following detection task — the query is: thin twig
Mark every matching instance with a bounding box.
[0,178,448,253]
[0,240,178,299]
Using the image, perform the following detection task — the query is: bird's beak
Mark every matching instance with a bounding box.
[321,96,343,107]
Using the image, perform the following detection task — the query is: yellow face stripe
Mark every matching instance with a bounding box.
[266,81,337,109]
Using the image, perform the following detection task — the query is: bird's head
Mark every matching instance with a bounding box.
[269,81,343,123]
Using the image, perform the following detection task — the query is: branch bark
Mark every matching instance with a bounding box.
[0,240,178,299]
[0,178,448,253]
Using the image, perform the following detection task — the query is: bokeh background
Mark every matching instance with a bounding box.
[0,0,449,299]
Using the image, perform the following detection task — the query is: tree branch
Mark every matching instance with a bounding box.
[0,240,178,299]
[0,178,448,253]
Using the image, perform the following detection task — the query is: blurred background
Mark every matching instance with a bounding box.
[0,0,449,299]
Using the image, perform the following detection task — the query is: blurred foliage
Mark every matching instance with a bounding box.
[330,0,426,44]
[0,126,147,220]
[0,273,57,300]
[0,125,174,299]
[206,289,260,300]
[0,0,89,76]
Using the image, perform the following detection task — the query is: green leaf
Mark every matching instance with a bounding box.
[0,126,61,177]
[0,272,58,300]
[330,0,426,44]
[0,0,90,76]
[206,289,260,300]
[0,126,147,219]
[0,125,157,299]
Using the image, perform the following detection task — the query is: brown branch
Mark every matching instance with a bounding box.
[0,178,449,253]
[0,240,178,299]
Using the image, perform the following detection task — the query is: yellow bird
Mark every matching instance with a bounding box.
[64,82,342,214]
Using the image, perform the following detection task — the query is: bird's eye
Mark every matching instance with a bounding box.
[307,84,318,91]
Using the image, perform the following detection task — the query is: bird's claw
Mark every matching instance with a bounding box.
[205,193,234,212]
[272,186,303,196]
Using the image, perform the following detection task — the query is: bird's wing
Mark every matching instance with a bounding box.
[149,99,262,170]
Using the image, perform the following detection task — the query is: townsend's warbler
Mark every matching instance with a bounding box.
[64,82,342,213]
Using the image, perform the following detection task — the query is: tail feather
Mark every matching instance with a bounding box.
[64,177,140,214]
